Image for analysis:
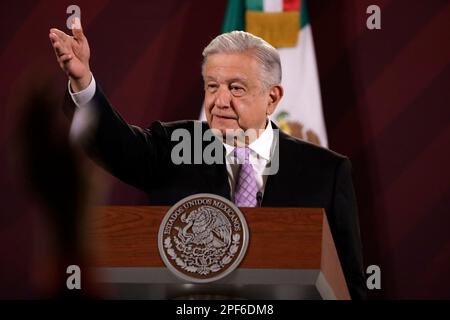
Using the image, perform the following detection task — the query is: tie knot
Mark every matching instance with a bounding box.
[234,147,250,164]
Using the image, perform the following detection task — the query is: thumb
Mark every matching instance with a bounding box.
[71,17,84,40]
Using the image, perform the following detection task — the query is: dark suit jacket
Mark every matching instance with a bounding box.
[64,84,366,299]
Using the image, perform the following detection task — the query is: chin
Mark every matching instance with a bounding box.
[210,124,228,135]
[211,118,236,130]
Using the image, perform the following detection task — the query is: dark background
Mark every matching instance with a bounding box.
[0,0,449,299]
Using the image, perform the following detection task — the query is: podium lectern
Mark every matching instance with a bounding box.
[87,206,350,300]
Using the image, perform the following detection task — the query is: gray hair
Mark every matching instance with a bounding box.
[202,31,282,88]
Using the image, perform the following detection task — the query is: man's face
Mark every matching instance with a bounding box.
[203,52,281,139]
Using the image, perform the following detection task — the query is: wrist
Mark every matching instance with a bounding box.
[69,70,92,93]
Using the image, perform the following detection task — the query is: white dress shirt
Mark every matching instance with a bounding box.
[69,76,275,200]
[68,73,96,106]
[223,122,274,201]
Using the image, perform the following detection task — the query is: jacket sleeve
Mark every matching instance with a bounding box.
[331,157,367,300]
[62,84,170,192]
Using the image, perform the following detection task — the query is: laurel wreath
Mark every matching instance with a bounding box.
[164,233,241,275]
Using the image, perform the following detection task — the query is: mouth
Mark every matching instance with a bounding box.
[212,114,237,120]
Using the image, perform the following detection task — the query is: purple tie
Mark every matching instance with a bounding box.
[234,147,258,207]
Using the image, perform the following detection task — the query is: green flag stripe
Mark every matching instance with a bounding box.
[222,0,309,32]
[246,0,263,11]
[301,0,310,28]
[222,0,245,32]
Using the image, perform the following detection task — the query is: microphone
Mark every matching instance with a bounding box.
[256,191,263,207]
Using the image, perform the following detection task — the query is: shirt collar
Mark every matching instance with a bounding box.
[223,120,274,161]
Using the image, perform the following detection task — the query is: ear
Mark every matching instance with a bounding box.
[266,85,284,116]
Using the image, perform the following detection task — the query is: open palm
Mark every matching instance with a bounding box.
[49,19,91,89]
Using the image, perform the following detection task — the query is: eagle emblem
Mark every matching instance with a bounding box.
[158,194,249,283]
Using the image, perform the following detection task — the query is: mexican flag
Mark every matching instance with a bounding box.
[201,0,328,147]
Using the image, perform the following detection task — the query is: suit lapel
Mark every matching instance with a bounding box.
[196,122,231,200]
[262,124,299,206]
[197,154,231,200]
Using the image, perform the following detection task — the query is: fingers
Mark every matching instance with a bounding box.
[49,36,65,54]
[59,54,73,63]
[49,32,62,46]
[49,36,70,59]
[49,30,71,62]
[53,44,66,58]
[54,45,73,65]
[49,28,69,43]
[49,32,57,43]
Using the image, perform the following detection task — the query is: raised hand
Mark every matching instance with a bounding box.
[49,17,91,92]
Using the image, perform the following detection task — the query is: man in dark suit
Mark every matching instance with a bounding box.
[49,20,366,299]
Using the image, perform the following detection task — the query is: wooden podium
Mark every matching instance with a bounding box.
[87,206,350,300]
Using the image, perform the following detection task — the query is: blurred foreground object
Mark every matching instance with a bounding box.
[11,77,103,298]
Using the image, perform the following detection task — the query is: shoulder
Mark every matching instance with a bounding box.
[146,120,208,136]
[278,131,349,169]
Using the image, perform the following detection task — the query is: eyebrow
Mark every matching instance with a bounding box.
[204,76,248,84]
[228,77,248,84]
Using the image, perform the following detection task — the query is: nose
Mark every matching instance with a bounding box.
[214,85,232,109]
